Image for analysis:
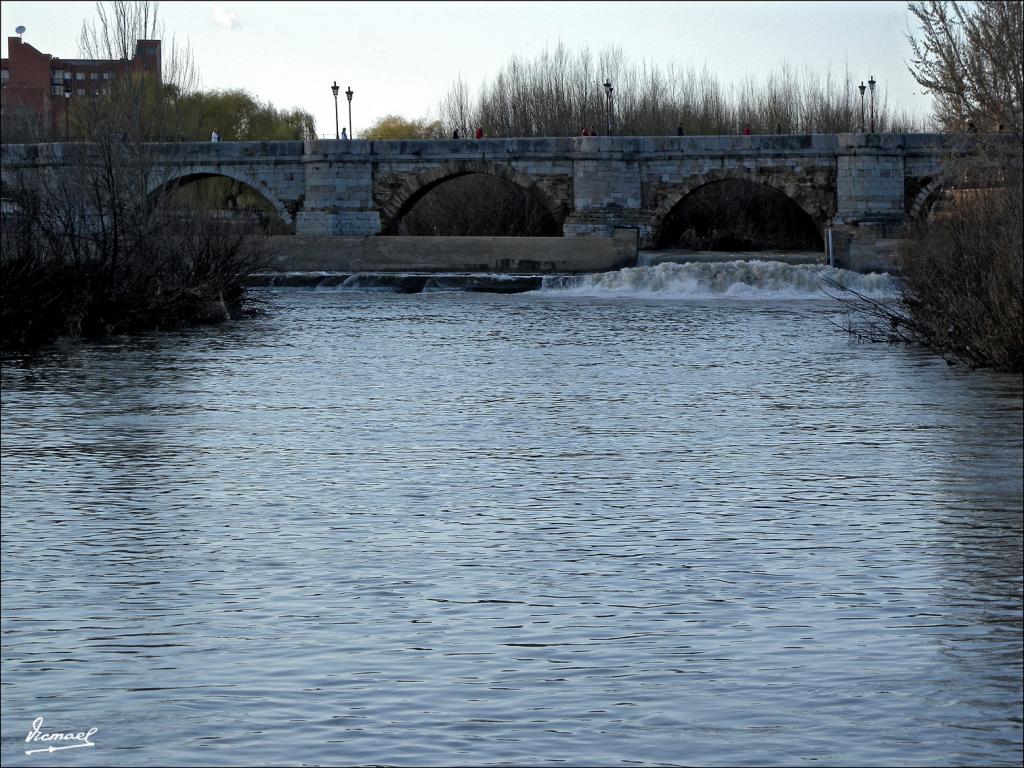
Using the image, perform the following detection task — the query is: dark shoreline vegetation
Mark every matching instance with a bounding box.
[830,168,1023,373]
[0,214,266,352]
[899,179,1022,372]
[0,139,268,351]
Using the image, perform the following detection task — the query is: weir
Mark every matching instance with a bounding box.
[245,260,898,300]
[264,230,639,273]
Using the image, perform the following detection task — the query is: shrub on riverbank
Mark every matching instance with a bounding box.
[832,152,1022,373]
[895,177,1023,371]
[1,143,267,350]
[1,210,267,350]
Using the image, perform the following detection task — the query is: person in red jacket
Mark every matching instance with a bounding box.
[475,127,484,139]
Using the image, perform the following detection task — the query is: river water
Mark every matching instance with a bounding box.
[2,261,1022,767]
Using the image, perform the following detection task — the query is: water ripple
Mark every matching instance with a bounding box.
[2,290,1021,766]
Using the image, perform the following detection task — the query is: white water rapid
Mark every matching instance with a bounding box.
[538,260,898,300]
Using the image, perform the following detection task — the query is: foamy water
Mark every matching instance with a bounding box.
[538,261,898,300]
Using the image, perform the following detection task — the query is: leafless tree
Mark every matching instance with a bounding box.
[438,44,923,137]
[439,75,472,138]
[75,0,199,144]
[907,0,1023,138]
[1,113,266,348]
[79,0,198,94]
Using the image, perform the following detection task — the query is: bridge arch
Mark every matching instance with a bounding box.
[907,176,950,221]
[379,160,563,235]
[650,167,833,248]
[148,166,295,229]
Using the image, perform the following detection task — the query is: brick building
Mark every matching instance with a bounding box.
[1,36,161,140]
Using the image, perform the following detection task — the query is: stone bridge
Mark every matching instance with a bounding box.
[2,134,956,265]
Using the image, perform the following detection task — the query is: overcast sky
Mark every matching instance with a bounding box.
[3,1,933,136]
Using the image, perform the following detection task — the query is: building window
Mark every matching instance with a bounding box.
[51,85,63,95]
[103,72,111,80]
[52,70,63,84]
[76,72,84,80]
[64,72,71,80]
[1,70,9,84]
[90,72,98,80]
[77,88,85,96]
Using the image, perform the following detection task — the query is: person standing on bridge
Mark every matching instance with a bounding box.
[341,127,348,140]
[452,128,460,139]
[743,123,751,135]
[475,126,484,139]
[211,129,220,142]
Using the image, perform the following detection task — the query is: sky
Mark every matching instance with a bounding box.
[2,1,933,136]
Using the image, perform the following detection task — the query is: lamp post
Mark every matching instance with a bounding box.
[868,75,876,133]
[64,84,71,140]
[603,79,614,136]
[331,81,340,139]
[858,81,866,133]
[345,86,353,139]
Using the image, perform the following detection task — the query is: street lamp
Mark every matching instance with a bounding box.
[345,86,353,139]
[858,81,866,133]
[331,81,340,140]
[603,79,614,136]
[868,75,876,133]
[64,84,71,141]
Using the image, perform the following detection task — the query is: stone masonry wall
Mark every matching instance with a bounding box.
[1,134,953,270]
[264,229,637,273]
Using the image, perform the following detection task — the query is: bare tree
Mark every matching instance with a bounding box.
[71,1,205,142]
[907,0,1023,137]
[438,44,922,138]
[2,132,267,347]
[439,75,472,137]
[79,1,198,94]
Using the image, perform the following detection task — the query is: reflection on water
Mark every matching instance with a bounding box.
[2,284,1022,767]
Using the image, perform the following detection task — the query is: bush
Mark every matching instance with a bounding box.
[831,158,1022,373]
[1,143,267,350]
[895,178,1023,371]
